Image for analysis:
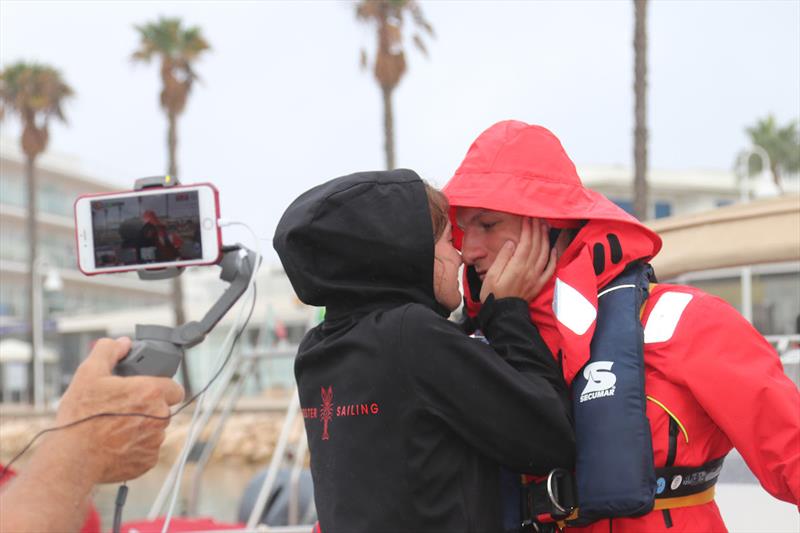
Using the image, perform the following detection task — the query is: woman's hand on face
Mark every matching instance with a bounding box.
[479,217,557,303]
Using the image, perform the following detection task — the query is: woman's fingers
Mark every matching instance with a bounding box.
[516,217,533,262]
[536,248,558,293]
[532,222,551,275]
[480,240,515,301]
[527,218,541,265]
[480,217,561,302]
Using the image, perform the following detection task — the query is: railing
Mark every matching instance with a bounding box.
[145,343,314,533]
[765,334,800,389]
[764,334,800,359]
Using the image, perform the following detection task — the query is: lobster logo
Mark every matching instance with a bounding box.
[320,386,334,440]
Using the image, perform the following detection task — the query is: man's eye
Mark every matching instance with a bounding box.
[480,222,497,230]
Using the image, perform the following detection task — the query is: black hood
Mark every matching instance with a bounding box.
[274,169,446,319]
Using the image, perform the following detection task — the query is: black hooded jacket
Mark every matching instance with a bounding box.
[274,169,575,533]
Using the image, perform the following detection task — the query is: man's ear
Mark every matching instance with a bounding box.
[548,228,562,250]
[466,265,482,303]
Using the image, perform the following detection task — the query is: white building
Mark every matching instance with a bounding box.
[577,164,799,219]
[0,139,171,399]
[57,261,317,392]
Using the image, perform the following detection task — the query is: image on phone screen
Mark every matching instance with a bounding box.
[91,190,203,267]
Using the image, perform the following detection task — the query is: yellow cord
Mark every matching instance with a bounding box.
[647,396,689,444]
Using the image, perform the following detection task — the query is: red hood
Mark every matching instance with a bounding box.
[443,121,662,384]
[443,120,662,254]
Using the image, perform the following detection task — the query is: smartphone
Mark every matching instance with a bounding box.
[74,183,222,275]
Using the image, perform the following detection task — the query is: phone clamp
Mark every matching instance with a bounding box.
[134,175,184,281]
[114,244,259,377]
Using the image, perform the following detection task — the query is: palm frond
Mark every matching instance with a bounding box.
[412,34,428,57]
[355,0,434,73]
[0,62,73,123]
[407,2,434,36]
[131,17,210,114]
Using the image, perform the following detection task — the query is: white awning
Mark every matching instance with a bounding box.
[647,194,800,279]
[0,339,59,363]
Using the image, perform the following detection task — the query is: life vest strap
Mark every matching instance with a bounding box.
[653,486,716,511]
[654,456,725,499]
[522,457,724,528]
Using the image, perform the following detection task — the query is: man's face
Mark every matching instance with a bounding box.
[455,207,524,280]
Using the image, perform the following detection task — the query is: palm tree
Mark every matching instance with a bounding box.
[633,0,649,220]
[356,0,433,170]
[744,115,800,192]
[132,17,210,395]
[0,62,73,403]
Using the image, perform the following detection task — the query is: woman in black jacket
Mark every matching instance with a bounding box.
[273,169,574,533]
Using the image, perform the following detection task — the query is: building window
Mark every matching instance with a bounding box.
[0,224,27,262]
[683,268,800,336]
[611,199,635,216]
[0,174,25,208]
[654,201,672,219]
[752,271,800,335]
[611,198,672,219]
[39,183,72,217]
[0,282,26,317]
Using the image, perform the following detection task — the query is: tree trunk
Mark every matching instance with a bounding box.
[770,162,784,193]
[25,155,38,404]
[167,111,192,396]
[633,0,649,220]
[168,111,179,180]
[382,86,395,170]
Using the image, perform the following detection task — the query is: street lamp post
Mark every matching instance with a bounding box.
[31,256,63,410]
[736,146,774,324]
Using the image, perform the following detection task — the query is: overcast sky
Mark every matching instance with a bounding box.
[2,0,799,260]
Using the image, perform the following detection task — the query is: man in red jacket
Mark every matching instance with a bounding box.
[443,120,800,531]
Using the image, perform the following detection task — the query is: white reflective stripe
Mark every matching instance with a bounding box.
[553,278,597,335]
[597,284,637,298]
[643,291,694,344]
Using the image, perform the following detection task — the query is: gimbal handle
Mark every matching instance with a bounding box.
[114,245,259,377]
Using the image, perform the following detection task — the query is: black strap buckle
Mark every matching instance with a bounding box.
[546,468,575,518]
[521,468,577,532]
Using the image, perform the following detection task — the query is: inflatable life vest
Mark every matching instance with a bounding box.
[475,264,658,529]
[568,262,656,525]
[523,264,728,530]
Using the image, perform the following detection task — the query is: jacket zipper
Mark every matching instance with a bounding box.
[662,417,679,528]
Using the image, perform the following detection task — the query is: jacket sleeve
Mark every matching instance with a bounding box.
[401,297,575,475]
[674,293,800,506]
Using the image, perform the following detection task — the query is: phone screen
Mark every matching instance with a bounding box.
[90,190,203,268]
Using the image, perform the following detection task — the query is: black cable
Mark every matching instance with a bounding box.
[112,482,128,533]
[0,283,258,479]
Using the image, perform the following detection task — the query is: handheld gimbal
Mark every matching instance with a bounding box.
[112,176,259,378]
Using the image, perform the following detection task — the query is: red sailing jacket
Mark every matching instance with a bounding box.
[443,120,800,531]
[0,464,101,532]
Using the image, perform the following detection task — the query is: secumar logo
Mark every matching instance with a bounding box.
[301,385,381,441]
[579,361,617,403]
